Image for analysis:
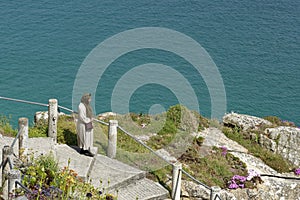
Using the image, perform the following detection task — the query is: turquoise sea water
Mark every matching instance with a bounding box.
[0,0,299,127]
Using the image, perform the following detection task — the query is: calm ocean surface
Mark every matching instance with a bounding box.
[0,0,299,127]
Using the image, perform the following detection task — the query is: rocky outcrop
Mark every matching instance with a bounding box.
[223,112,300,167]
[260,126,300,166]
[222,177,300,200]
[223,112,272,131]
[97,112,117,120]
[196,127,248,154]
[34,111,66,123]
[183,126,300,200]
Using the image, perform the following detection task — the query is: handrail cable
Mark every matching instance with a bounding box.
[214,194,222,200]
[15,180,33,194]
[1,96,216,194]
[0,96,48,107]
[0,156,13,170]
[58,105,76,113]
[93,118,109,126]
[7,157,13,169]
[10,126,24,149]
[0,96,121,126]
[0,127,24,169]
[98,121,213,192]
[181,169,211,190]
[117,126,173,166]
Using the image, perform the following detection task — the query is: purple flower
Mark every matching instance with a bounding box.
[228,183,239,189]
[232,175,247,182]
[295,168,300,176]
[220,146,228,157]
[228,175,247,189]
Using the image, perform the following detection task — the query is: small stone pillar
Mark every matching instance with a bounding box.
[18,117,28,159]
[172,162,182,200]
[48,99,58,143]
[2,145,13,198]
[210,186,221,200]
[107,120,118,158]
[8,169,21,197]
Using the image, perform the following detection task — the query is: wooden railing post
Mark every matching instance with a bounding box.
[172,162,182,200]
[107,120,118,158]
[48,99,58,143]
[210,186,221,200]
[18,117,28,159]
[2,145,13,199]
[8,169,20,198]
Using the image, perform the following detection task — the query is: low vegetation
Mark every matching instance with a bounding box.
[14,153,115,199]
[0,114,17,136]
[94,105,249,189]
[0,106,297,197]
[222,126,294,173]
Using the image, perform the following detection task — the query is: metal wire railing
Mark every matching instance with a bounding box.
[0,96,48,107]
[0,96,221,199]
[181,169,211,190]
[10,127,24,150]
[117,126,173,166]
[15,180,33,194]
[3,96,300,199]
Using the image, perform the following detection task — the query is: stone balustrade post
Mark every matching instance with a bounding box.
[107,120,118,158]
[210,186,221,200]
[8,169,21,198]
[172,162,182,200]
[48,99,58,143]
[18,117,28,159]
[2,145,13,199]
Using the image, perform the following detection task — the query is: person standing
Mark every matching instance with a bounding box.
[77,93,94,157]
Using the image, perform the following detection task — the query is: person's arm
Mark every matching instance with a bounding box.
[78,103,92,124]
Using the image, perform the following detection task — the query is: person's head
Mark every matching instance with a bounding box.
[81,93,93,118]
[81,93,91,105]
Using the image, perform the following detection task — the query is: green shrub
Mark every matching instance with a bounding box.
[0,114,17,136]
[18,154,116,199]
[117,127,149,153]
[178,144,247,188]
[29,120,48,138]
[129,112,150,126]
[263,116,296,127]
[28,115,77,145]
[166,105,182,128]
[57,115,77,145]
[21,152,59,188]
[263,116,282,126]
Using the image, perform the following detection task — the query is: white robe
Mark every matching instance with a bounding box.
[77,102,93,151]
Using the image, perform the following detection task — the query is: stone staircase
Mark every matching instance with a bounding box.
[0,136,170,200]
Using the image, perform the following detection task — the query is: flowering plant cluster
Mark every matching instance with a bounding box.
[228,175,246,189]
[220,146,228,157]
[14,155,116,199]
[295,168,300,176]
[228,169,263,189]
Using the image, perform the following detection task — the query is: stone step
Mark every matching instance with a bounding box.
[88,154,146,190]
[75,151,170,200]
[54,144,95,181]
[109,177,169,200]
[1,137,170,200]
